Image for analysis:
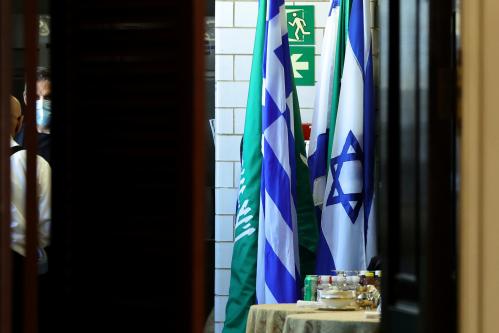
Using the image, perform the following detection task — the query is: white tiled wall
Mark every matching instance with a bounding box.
[215,269,232,295]
[215,215,234,241]
[234,56,252,81]
[215,242,234,269]
[214,296,229,322]
[215,162,234,187]
[233,108,246,134]
[214,1,330,332]
[215,188,240,214]
[234,2,259,27]
[215,82,249,108]
[215,2,234,27]
[215,29,257,54]
[215,55,234,81]
[215,109,234,134]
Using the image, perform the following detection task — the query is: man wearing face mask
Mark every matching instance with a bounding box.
[15,66,52,165]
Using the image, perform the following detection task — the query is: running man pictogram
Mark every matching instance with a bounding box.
[289,12,311,41]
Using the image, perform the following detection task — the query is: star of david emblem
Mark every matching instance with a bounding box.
[326,131,364,224]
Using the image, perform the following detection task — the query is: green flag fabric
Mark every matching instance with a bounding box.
[222,1,267,332]
[292,85,319,277]
[326,0,352,165]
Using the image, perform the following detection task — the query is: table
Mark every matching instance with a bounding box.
[283,311,380,333]
[245,304,379,333]
[246,304,318,333]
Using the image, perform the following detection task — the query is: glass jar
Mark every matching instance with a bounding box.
[345,270,360,290]
[316,275,332,301]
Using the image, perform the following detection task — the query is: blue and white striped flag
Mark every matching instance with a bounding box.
[307,0,340,224]
[256,0,301,304]
[319,0,377,271]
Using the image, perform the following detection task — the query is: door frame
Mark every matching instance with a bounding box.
[459,1,499,332]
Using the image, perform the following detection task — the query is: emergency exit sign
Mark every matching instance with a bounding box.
[286,5,315,86]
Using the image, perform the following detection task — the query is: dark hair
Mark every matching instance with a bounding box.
[36,66,50,82]
[23,67,51,96]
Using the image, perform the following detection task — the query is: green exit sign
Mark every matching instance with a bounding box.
[286,5,315,86]
[289,46,315,86]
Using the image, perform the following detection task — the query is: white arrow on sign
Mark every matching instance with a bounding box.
[291,53,309,78]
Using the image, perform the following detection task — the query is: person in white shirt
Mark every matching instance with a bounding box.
[10,95,51,257]
[10,95,51,333]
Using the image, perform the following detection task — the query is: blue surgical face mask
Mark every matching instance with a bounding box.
[36,99,51,129]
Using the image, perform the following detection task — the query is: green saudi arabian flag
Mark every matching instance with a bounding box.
[222,0,317,331]
[221,1,265,331]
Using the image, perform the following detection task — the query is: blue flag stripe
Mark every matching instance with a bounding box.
[316,228,336,273]
[263,189,297,272]
[263,90,285,128]
[263,138,294,230]
[271,36,294,98]
[268,0,283,20]
[283,107,298,204]
[308,132,329,184]
[273,44,286,72]
[349,0,364,71]
[363,44,375,247]
[332,0,340,10]
[264,240,299,303]
[263,115,293,181]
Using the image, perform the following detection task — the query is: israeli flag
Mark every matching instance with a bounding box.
[256,0,301,303]
[319,0,377,271]
[307,0,340,223]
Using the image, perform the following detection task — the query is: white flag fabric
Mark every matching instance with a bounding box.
[307,0,340,223]
[319,0,377,270]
